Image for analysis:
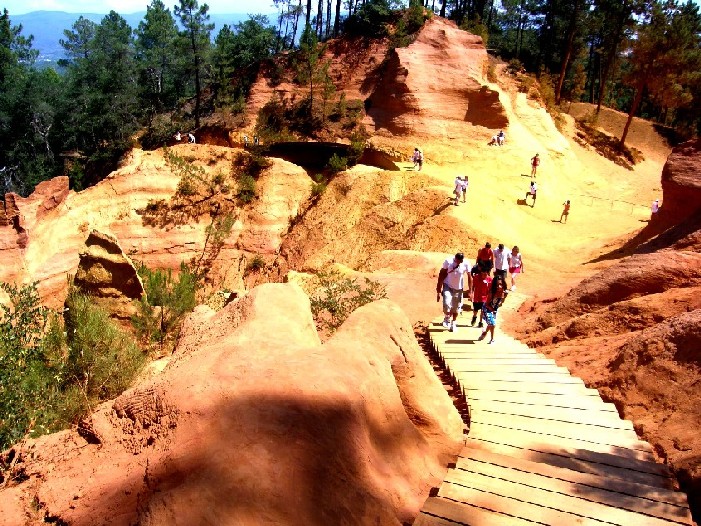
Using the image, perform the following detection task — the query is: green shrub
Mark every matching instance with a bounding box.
[132,262,198,348]
[237,174,257,203]
[0,282,145,450]
[311,181,327,197]
[344,0,393,37]
[63,289,145,404]
[309,270,387,332]
[328,154,348,173]
[506,58,524,75]
[245,254,266,274]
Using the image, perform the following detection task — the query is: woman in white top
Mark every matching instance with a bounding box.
[507,246,524,291]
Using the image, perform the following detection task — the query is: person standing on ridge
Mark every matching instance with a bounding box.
[560,200,571,223]
[453,176,463,206]
[460,175,468,203]
[436,252,471,332]
[651,199,660,218]
[530,153,540,177]
[188,132,196,144]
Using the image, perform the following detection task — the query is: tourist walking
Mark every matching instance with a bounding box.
[651,199,660,218]
[560,200,571,223]
[436,252,471,332]
[526,181,537,207]
[453,176,463,206]
[460,176,468,203]
[507,246,523,290]
[530,153,540,177]
[493,243,509,278]
[470,267,491,328]
[478,273,509,344]
[188,132,196,144]
[497,130,505,146]
[476,242,494,273]
[412,148,423,170]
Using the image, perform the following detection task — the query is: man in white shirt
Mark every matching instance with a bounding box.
[436,252,471,332]
[493,243,510,278]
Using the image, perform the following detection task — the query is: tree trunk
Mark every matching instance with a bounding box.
[326,0,331,38]
[292,0,302,46]
[619,79,645,149]
[440,0,446,17]
[334,0,341,35]
[555,0,581,105]
[306,0,312,28]
[190,28,201,128]
[317,0,323,38]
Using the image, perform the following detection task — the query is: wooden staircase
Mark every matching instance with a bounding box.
[415,317,695,526]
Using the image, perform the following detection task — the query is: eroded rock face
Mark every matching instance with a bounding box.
[657,138,701,228]
[0,283,463,525]
[73,230,145,321]
[366,17,508,137]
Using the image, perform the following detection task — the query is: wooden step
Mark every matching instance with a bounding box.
[465,435,671,488]
[456,375,593,396]
[417,496,536,526]
[465,389,617,411]
[474,399,632,427]
[442,468,685,526]
[458,448,693,518]
[447,363,568,374]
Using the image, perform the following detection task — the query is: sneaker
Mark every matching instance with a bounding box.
[470,316,476,326]
[477,322,484,328]
[511,285,516,291]
[488,339,495,344]
[441,316,451,328]
[449,320,457,332]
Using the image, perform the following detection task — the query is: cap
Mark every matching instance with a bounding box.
[455,252,464,261]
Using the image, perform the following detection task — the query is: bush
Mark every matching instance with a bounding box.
[506,58,524,75]
[245,254,266,274]
[237,174,257,203]
[0,282,145,450]
[327,153,348,173]
[63,289,145,404]
[132,262,198,348]
[309,270,387,332]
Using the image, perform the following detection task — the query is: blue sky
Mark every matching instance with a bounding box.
[2,0,271,15]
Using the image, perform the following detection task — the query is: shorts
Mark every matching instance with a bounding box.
[472,301,484,311]
[509,266,521,274]
[494,269,507,277]
[482,306,497,326]
[442,286,463,316]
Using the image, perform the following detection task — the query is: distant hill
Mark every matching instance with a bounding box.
[11,10,275,64]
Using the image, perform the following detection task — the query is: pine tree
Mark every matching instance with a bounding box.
[175,0,214,129]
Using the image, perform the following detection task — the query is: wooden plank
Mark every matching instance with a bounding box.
[465,389,617,411]
[438,480,608,525]
[468,422,655,458]
[457,449,693,518]
[456,376,594,396]
[454,372,583,384]
[448,368,568,376]
[470,411,639,440]
[437,357,557,365]
[444,468,684,526]
[420,496,543,526]
[464,436,671,487]
[413,511,466,526]
[437,345,538,354]
[475,400,634,429]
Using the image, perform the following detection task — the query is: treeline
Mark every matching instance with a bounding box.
[1,0,700,198]
[0,1,278,196]
[429,0,701,145]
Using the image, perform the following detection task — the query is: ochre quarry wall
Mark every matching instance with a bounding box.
[366,17,507,138]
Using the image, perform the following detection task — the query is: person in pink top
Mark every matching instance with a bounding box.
[507,245,524,290]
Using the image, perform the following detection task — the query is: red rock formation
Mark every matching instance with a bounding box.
[366,17,507,137]
[656,138,701,228]
[0,284,463,525]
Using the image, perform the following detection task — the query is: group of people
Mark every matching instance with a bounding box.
[174,131,196,144]
[453,175,468,206]
[436,243,524,344]
[488,130,506,146]
[243,134,260,147]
